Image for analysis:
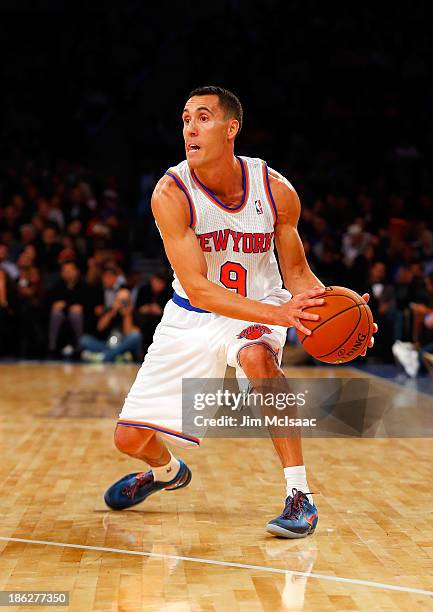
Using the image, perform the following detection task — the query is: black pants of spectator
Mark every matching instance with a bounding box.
[17,303,46,359]
[0,306,15,357]
[372,315,395,362]
[48,306,83,353]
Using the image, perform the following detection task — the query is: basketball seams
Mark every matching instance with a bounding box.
[315,305,362,359]
[298,287,373,363]
[300,299,361,345]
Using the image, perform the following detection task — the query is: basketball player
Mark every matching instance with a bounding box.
[105,86,377,538]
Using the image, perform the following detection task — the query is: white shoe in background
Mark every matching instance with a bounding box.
[61,344,74,357]
[81,350,104,363]
[392,340,420,378]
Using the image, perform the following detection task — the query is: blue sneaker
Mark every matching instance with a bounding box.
[104,460,192,510]
[266,488,318,538]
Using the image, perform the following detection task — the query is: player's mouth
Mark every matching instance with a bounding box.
[187,143,201,154]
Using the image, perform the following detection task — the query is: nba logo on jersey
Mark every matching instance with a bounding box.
[255,199,264,214]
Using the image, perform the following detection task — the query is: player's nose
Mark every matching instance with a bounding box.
[185,119,199,137]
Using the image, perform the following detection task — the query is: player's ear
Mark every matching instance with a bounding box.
[227,119,239,141]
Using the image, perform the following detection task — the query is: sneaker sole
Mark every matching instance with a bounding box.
[266,523,315,539]
[165,468,192,491]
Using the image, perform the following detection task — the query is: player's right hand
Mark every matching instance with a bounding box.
[279,287,325,335]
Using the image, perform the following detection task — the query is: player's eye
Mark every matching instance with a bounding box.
[200,115,208,122]
[183,117,190,124]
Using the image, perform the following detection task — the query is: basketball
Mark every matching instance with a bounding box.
[296,286,374,364]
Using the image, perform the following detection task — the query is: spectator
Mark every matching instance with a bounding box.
[80,287,142,362]
[0,243,19,280]
[393,265,416,342]
[15,263,45,358]
[313,247,346,286]
[17,245,37,269]
[66,185,92,225]
[94,265,126,310]
[48,195,65,230]
[65,220,88,265]
[342,224,371,268]
[421,311,433,376]
[365,262,395,361]
[47,261,89,357]
[350,244,376,295]
[18,224,37,250]
[392,272,433,377]
[37,225,63,286]
[136,272,171,351]
[0,205,21,238]
[86,256,103,288]
[0,269,17,357]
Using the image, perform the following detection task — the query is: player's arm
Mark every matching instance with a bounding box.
[270,169,324,295]
[270,168,377,350]
[151,176,322,332]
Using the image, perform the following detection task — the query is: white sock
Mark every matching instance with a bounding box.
[284,465,313,505]
[151,452,181,483]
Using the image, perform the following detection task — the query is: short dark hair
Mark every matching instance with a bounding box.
[188,85,243,134]
[61,260,78,269]
[102,265,119,275]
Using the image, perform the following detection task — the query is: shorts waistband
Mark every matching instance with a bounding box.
[172,291,210,313]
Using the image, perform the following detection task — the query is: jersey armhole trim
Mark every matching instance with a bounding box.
[165,171,197,229]
[190,156,249,213]
[262,161,278,225]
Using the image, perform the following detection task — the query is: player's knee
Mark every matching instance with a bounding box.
[239,344,282,378]
[114,424,155,455]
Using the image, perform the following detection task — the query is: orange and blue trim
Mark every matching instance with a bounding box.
[262,161,278,225]
[191,156,249,213]
[165,170,197,229]
[117,419,201,446]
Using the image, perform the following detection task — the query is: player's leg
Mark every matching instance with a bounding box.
[113,422,189,484]
[238,344,304,465]
[114,424,171,466]
[237,343,318,538]
[67,304,84,351]
[48,302,65,354]
[104,423,192,510]
[104,300,223,510]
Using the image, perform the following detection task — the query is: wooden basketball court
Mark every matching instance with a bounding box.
[0,363,432,611]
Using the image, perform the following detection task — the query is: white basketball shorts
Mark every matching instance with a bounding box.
[118,288,291,448]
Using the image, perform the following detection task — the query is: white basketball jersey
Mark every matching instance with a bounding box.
[165,156,283,302]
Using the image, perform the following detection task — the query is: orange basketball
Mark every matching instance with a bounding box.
[296,286,374,364]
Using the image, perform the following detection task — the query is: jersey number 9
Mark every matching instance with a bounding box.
[220,261,247,297]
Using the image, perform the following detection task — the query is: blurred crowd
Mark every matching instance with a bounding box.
[1,4,433,373]
[297,194,433,375]
[0,160,170,362]
[1,157,433,374]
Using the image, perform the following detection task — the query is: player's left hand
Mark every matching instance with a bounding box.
[360,293,378,357]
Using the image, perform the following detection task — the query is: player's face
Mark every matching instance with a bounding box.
[182,95,235,168]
